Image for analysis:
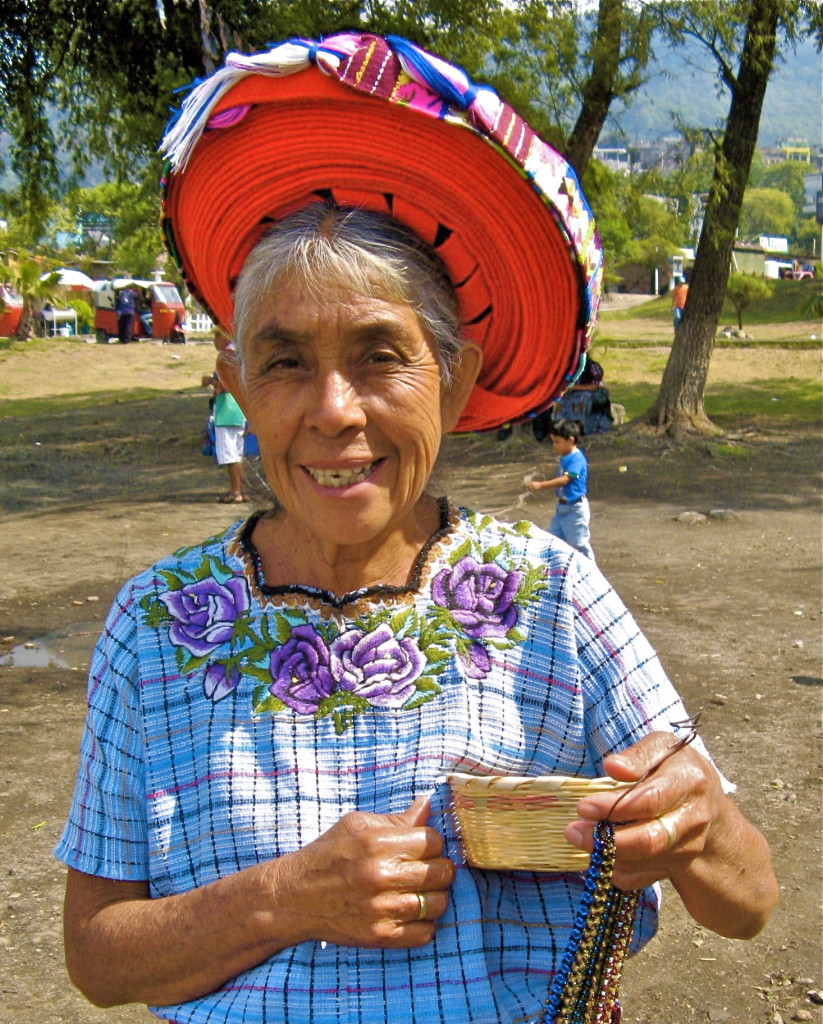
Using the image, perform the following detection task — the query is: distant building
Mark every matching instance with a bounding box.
[592,146,632,174]
[778,138,812,163]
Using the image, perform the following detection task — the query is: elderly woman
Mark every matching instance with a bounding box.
[56,33,776,1024]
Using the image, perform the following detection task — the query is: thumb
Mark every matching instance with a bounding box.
[387,795,431,829]
[602,731,676,782]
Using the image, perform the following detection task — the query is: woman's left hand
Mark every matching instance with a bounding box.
[564,731,778,937]
[565,731,721,890]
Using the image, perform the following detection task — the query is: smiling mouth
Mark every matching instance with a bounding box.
[305,461,379,488]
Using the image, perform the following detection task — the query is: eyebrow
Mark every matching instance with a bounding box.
[249,321,307,348]
[249,314,414,350]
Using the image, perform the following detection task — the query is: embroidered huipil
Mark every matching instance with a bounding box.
[56,504,701,1024]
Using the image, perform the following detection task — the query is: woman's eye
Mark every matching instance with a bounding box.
[264,355,301,371]
[367,349,400,365]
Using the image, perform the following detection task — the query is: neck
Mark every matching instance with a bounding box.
[252,495,443,597]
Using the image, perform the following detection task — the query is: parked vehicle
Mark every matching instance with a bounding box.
[0,283,24,337]
[93,278,187,343]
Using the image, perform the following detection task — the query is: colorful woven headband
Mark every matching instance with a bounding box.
[160,32,603,433]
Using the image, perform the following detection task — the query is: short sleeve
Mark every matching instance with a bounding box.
[54,583,150,880]
[568,555,725,780]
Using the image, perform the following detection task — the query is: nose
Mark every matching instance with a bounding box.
[304,368,367,435]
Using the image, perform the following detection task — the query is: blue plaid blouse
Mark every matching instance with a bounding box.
[56,504,705,1024]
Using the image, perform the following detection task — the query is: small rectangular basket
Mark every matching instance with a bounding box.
[447,772,632,872]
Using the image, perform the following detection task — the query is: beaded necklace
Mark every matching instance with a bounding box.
[539,821,638,1024]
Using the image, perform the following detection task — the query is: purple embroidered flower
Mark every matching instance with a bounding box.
[268,624,335,714]
[432,556,522,639]
[160,577,250,657]
[462,641,491,680]
[331,624,425,708]
[203,663,241,702]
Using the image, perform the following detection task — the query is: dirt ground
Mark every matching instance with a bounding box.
[0,338,821,1024]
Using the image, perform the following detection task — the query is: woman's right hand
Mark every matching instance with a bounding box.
[272,795,455,949]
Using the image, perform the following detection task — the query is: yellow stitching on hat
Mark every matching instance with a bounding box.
[390,69,412,102]
[355,39,377,85]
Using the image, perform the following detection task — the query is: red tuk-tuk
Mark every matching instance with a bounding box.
[0,283,24,337]
[93,278,187,343]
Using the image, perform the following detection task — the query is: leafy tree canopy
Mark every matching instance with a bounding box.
[739,187,796,239]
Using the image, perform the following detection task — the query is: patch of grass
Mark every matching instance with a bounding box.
[709,442,750,458]
[705,379,822,428]
[598,278,820,327]
[0,387,204,418]
[607,378,822,428]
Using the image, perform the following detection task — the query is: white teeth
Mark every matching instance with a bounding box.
[308,463,375,488]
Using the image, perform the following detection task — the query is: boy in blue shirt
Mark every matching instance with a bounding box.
[527,418,594,560]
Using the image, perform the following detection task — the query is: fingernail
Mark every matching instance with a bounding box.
[566,823,585,848]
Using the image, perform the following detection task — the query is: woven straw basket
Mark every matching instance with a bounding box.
[447,772,632,872]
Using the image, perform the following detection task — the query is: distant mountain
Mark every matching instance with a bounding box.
[609,32,821,148]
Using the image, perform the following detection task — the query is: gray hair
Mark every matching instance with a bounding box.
[232,203,463,382]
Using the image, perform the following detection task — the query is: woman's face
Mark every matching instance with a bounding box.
[229,276,478,552]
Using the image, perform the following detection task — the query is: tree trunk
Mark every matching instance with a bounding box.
[564,0,624,178]
[641,0,780,438]
[16,301,35,341]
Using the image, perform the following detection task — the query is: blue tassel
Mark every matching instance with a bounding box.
[386,34,474,110]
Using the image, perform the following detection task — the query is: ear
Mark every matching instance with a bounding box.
[216,349,248,414]
[441,342,483,433]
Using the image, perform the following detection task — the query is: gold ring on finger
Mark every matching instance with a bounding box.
[415,891,428,921]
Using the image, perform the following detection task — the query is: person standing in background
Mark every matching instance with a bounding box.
[212,371,248,503]
[114,284,137,344]
[528,418,594,561]
[671,274,689,330]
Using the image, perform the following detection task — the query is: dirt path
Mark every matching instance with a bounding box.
[0,340,821,1024]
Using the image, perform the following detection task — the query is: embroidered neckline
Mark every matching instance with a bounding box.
[236,496,456,609]
[141,507,546,731]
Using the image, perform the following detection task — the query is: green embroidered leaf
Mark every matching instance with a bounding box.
[404,687,439,710]
[315,620,339,645]
[243,645,271,665]
[157,569,185,591]
[468,511,494,533]
[512,519,534,537]
[506,627,526,645]
[246,664,275,684]
[448,538,473,566]
[420,648,451,673]
[209,557,234,578]
[414,676,442,695]
[389,608,415,635]
[516,563,550,605]
[482,542,507,564]
[253,691,287,715]
[140,597,171,629]
[425,605,456,633]
[259,615,274,646]
[179,650,214,675]
[331,708,354,734]
[274,615,294,645]
[192,560,213,582]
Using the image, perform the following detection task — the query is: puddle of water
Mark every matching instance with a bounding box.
[0,621,101,669]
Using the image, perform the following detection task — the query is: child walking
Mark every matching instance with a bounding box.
[527,418,594,561]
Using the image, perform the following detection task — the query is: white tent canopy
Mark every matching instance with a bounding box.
[41,268,95,289]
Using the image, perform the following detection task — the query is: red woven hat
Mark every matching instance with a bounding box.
[160,33,603,433]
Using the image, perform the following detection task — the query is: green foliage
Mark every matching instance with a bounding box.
[739,188,796,240]
[725,273,773,329]
[3,256,60,339]
[760,160,809,215]
[61,295,94,333]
